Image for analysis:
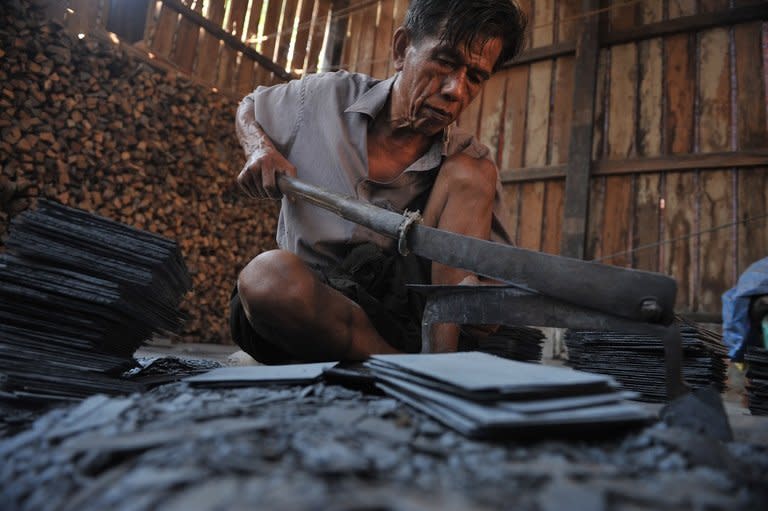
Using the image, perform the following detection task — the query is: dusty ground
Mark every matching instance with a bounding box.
[1,338,767,511]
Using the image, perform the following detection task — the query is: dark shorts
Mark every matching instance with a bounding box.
[229,243,430,364]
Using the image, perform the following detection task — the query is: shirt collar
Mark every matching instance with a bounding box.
[345,73,451,167]
[344,74,397,118]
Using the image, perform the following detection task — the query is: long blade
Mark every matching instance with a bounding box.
[277,175,676,324]
[408,224,677,325]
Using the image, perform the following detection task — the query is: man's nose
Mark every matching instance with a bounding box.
[441,70,468,102]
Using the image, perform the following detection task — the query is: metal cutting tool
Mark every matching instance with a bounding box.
[277,175,688,399]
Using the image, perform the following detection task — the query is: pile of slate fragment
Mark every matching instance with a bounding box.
[2,377,768,511]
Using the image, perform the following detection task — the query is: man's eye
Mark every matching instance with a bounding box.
[436,58,454,68]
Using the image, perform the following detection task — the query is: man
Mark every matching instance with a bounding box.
[232,0,527,363]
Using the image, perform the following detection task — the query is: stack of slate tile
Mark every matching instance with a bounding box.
[564,319,728,403]
[364,352,652,438]
[0,200,191,401]
[745,347,768,415]
[473,326,545,362]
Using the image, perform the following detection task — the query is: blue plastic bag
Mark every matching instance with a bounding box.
[722,257,768,360]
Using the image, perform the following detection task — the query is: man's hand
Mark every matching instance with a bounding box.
[235,99,296,200]
[237,145,296,200]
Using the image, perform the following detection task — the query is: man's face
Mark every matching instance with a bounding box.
[392,32,502,136]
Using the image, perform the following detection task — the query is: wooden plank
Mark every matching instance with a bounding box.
[532,0,555,48]
[603,3,768,47]
[306,0,332,73]
[218,0,251,92]
[517,0,532,50]
[501,151,768,182]
[500,184,521,245]
[664,34,695,154]
[504,40,575,67]
[388,0,409,75]
[170,0,201,73]
[275,0,299,71]
[663,172,696,311]
[550,56,575,165]
[698,170,734,313]
[698,28,731,153]
[371,0,395,78]
[595,151,768,174]
[500,66,530,170]
[561,0,600,260]
[225,0,253,92]
[607,43,637,159]
[518,182,545,251]
[541,181,564,255]
[735,22,767,150]
[600,175,633,268]
[737,168,768,274]
[237,56,257,96]
[290,0,316,74]
[668,0,697,19]
[637,38,662,157]
[195,0,227,84]
[236,0,266,93]
[355,3,378,75]
[149,2,179,58]
[609,0,637,32]
[457,85,483,137]
[478,73,508,165]
[699,0,730,14]
[557,0,581,43]
[341,4,361,71]
[254,0,285,83]
[585,176,605,261]
[632,173,661,272]
[501,166,565,183]
[523,60,552,167]
[592,49,608,160]
[640,0,664,24]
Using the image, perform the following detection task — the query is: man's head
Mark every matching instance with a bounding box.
[390,0,527,135]
[403,0,527,72]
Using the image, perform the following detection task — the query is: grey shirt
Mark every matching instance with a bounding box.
[236,70,510,269]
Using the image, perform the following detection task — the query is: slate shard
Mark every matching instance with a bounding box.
[745,347,768,415]
[0,199,191,402]
[564,318,728,403]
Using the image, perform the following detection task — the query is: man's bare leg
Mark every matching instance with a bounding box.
[420,153,497,352]
[237,249,400,362]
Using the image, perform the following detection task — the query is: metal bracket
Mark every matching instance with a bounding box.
[396,210,422,256]
[410,285,688,401]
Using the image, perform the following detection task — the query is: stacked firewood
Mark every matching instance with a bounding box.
[0,0,279,344]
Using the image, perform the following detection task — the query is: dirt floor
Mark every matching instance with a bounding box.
[2,336,767,511]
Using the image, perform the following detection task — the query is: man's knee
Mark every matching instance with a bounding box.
[237,250,314,316]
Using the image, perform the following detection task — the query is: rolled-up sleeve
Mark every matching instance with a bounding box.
[236,79,304,157]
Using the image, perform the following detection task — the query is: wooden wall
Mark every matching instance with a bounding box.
[34,0,334,97]
[37,0,768,319]
[335,0,768,318]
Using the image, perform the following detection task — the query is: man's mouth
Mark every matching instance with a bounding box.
[422,105,452,122]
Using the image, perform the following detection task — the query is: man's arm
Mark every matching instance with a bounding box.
[235,97,297,200]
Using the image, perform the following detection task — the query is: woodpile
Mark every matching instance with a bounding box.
[0,0,278,344]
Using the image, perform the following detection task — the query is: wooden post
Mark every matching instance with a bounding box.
[560,0,600,259]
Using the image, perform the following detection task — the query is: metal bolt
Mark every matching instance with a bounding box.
[639,298,662,322]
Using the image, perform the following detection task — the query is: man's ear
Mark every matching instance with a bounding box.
[392,27,410,71]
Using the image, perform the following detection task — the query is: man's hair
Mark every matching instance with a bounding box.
[403,0,527,70]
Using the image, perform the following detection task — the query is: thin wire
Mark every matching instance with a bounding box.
[591,212,768,263]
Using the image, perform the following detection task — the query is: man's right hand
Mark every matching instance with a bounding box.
[237,145,296,200]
